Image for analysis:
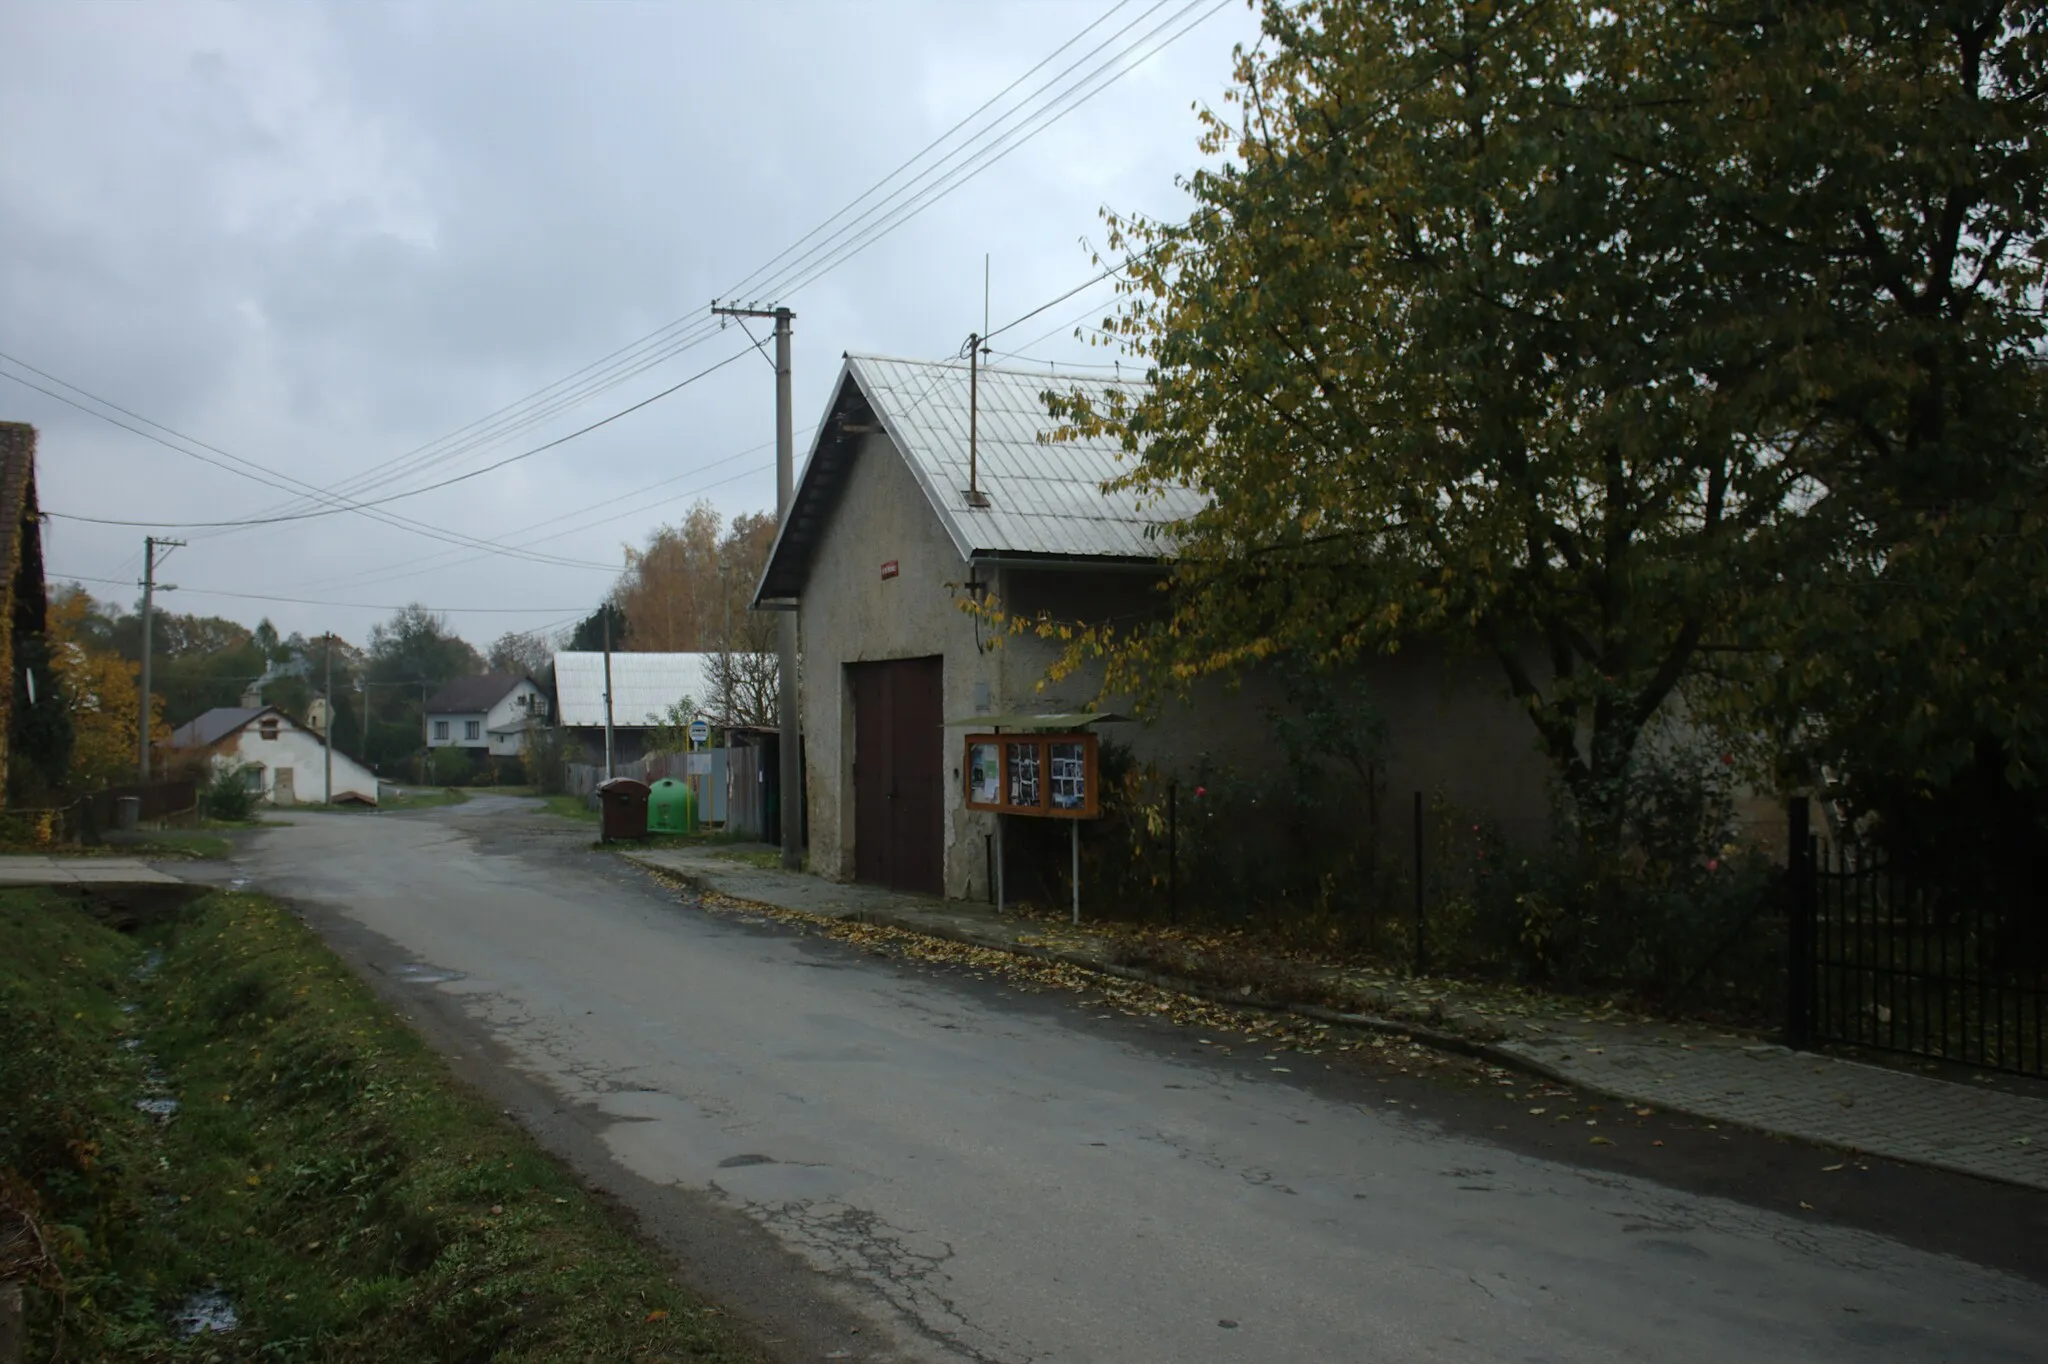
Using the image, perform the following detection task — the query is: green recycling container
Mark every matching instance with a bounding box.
[647,777,697,834]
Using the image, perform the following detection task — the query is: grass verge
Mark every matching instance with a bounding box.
[541,795,596,823]
[0,887,763,1361]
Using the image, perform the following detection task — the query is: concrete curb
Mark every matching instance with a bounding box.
[633,855,2042,1190]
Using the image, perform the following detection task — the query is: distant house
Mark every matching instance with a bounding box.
[550,651,726,765]
[0,422,57,807]
[168,705,378,805]
[423,674,548,758]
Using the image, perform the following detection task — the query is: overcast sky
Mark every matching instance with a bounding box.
[1,0,1256,649]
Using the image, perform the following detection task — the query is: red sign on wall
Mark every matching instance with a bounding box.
[880,559,899,579]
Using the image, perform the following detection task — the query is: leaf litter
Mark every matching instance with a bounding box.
[664,878,1534,1092]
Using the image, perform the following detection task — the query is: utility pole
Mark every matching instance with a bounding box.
[602,606,616,780]
[136,535,184,779]
[322,634,335,804]
[719,562,733,726]
[712,302,801,868]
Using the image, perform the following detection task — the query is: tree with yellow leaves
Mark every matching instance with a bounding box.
[48,589,165,789]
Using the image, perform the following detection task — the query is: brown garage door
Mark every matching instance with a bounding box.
[850,656,944,896]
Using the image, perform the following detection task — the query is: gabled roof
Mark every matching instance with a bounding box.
[169,705,287,749]
[754,354,1203,602]
[424,673,532,715]
[552,652,721,728]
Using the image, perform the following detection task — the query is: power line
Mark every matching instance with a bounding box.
[0,355,618,568]
[53,571,593,615]
[716,0,1142,307]
[206,0,1224,532]
[29,341,759,531]
[308,454,778,596]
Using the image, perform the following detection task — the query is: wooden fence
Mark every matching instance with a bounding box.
[564,747,768,839]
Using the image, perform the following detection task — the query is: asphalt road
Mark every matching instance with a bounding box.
[237,797,2047,1363]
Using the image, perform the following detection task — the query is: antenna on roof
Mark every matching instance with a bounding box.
[962,254,993,510]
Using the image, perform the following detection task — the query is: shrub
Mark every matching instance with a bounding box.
[1426,733,1786,1014]
[521,724,567,795]
[425,746,471,786]
[201,762,256,821]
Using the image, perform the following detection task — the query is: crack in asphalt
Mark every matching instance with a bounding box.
[737,1196,1015,1364]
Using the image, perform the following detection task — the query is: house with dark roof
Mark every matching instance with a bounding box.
[423,673,547,759]
[168,705,378,805]
[753,354,1553,900]
[0,421,62,806]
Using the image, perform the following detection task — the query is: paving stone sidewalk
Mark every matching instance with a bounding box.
[0,855,186,886]
[624,845,2048,1192]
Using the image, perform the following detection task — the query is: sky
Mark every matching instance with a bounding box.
[0,0,1258,650]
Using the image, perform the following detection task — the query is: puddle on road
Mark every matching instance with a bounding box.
[391,962,465,986]
[173,1288,239,1336]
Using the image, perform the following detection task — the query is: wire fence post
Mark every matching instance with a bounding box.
[1413,790,1428,977]
[1166,778,1178,924]
[1786,795,1815,1050]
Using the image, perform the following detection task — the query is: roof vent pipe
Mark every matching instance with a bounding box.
[964,332,990,509]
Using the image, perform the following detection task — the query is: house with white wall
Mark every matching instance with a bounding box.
[167,705,378,806]
[423,674,548,758]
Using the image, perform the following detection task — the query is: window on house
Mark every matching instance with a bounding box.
[259,719,279,741]
[433,720,449,740]
[242,765,264,793]
[465,720,481,741]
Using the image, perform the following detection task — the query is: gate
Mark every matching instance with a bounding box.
[1787,799,2048,1076]
[849,657,943,896]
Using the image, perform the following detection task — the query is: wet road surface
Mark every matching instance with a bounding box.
[236,797,2048,1363]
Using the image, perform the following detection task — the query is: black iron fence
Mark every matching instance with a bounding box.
[86,780,199,832]
[1787,798,2048,1077]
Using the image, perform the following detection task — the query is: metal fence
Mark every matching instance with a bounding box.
[1787,799,2048,1077]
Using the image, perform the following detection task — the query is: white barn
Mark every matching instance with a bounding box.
[167,705,379,806]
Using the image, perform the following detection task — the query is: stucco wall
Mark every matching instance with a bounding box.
[218,724,378,803]
[796,432,998,897]
[485,682,546,756]
[995,568,1557,838]
[795,433,1560,903]
[427,711,487,748]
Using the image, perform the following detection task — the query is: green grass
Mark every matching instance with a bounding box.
[131,829,235,859]
[0,888,765,1362]
[542,794,597,823]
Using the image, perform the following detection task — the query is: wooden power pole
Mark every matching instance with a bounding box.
[712,302,801,869]
[136,535,183,779]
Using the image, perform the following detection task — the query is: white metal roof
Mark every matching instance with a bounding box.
[551,651,719,728]
[756,354,1204,600]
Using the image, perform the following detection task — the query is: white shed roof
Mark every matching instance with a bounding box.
[756,353,1203,601]
[552,651,718,728]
